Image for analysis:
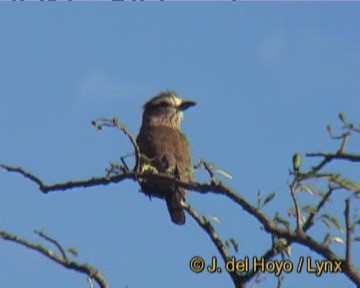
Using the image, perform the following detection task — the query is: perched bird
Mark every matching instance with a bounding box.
[136,91,196,225]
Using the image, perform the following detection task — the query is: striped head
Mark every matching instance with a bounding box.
[142,91,196,129]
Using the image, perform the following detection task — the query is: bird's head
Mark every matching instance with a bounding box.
[142,91,196,129]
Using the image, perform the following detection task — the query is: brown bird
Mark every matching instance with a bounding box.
[136,91,196,225]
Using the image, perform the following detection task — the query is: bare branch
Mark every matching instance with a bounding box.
[3,115,360,287]
[306,152,360,166]
[344,199,351,266]
[0,230,108,288]
[92,118,141,173]
[3,160,360,284]
[1,163,136,193]
[289,182,302,233]
[302,188,333,232]
[1,164,44,188]
[34,229,68,261]
[338,133,350,154]
[183,203,248,288]
[183,203,230,262]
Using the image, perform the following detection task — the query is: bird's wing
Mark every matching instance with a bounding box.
[137,126,187,225]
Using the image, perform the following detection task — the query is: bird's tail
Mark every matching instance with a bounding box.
[165,191,185,225]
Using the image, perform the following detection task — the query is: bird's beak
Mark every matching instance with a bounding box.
[179,100,197,111]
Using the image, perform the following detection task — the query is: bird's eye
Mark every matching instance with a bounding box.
[155,102,170,109]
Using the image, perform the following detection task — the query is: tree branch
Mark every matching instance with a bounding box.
[2,115,360,287]
[344,199,351,266]
[34,229,68,261]
[183,203,245,288]
[289,181,302,233]
[92,117,141,173]
[306,152,360,163]
[0,230,108,288]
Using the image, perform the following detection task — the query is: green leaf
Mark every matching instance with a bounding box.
[302,205,317,214]
[274,213,291,230]
[338,112,346,123]
[331,177,360,193]
[216,169,232,179]
[287,207,296,218]
[320,217,332,230]
[320,214,344,233]
[67,247,79,257]
[323,233,331,245]
[300,184,314,195]
[326,124,332,134]
[225,238,239,253]
[292,153,301,172]
[256,191,261,209]
[263,192,276,207]
[112,116,119,125]
[331,237,343,244]
[211,216,220,224]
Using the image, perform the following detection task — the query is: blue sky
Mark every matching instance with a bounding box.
[1,3,360,288]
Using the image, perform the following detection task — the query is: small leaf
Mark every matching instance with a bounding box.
[323,233,331,245]
[216,169,232,179]
[338,112,346,123]
[313,188,326,197]
[300,184,314,195]
[287,207,296,218]
[320,214,344,233]
[226,238,239,253]
[331,177,360,193]
[141,164,158,174]
[284,245,291,257]
[326,124,332,134]
[331,237,344,244]
[257,191,261,209]
[276,238,288,248]
[274,213,291,230]
[211,216,220,224]
[112,117,119,125]
[67,247,79,257]
[302,205,317,214]
[263,192,275,207]
[300,215,306,225]
[292,153,301,173]
[320,217,332,230]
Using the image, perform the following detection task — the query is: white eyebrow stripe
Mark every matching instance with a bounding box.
[170,95,182,106]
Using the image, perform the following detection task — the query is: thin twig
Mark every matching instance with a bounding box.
[289,182,302,233]
[1,164,45,189]
[344,199,351,266]
[115,122,141,173]
[92,118,141,173]
[34,230,68,261]
[249,273,262,288]
[87,276,95,288]
[338,133,350,154]
[302,188,333,232]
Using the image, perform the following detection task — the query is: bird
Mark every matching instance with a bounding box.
[136,91,196,225]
